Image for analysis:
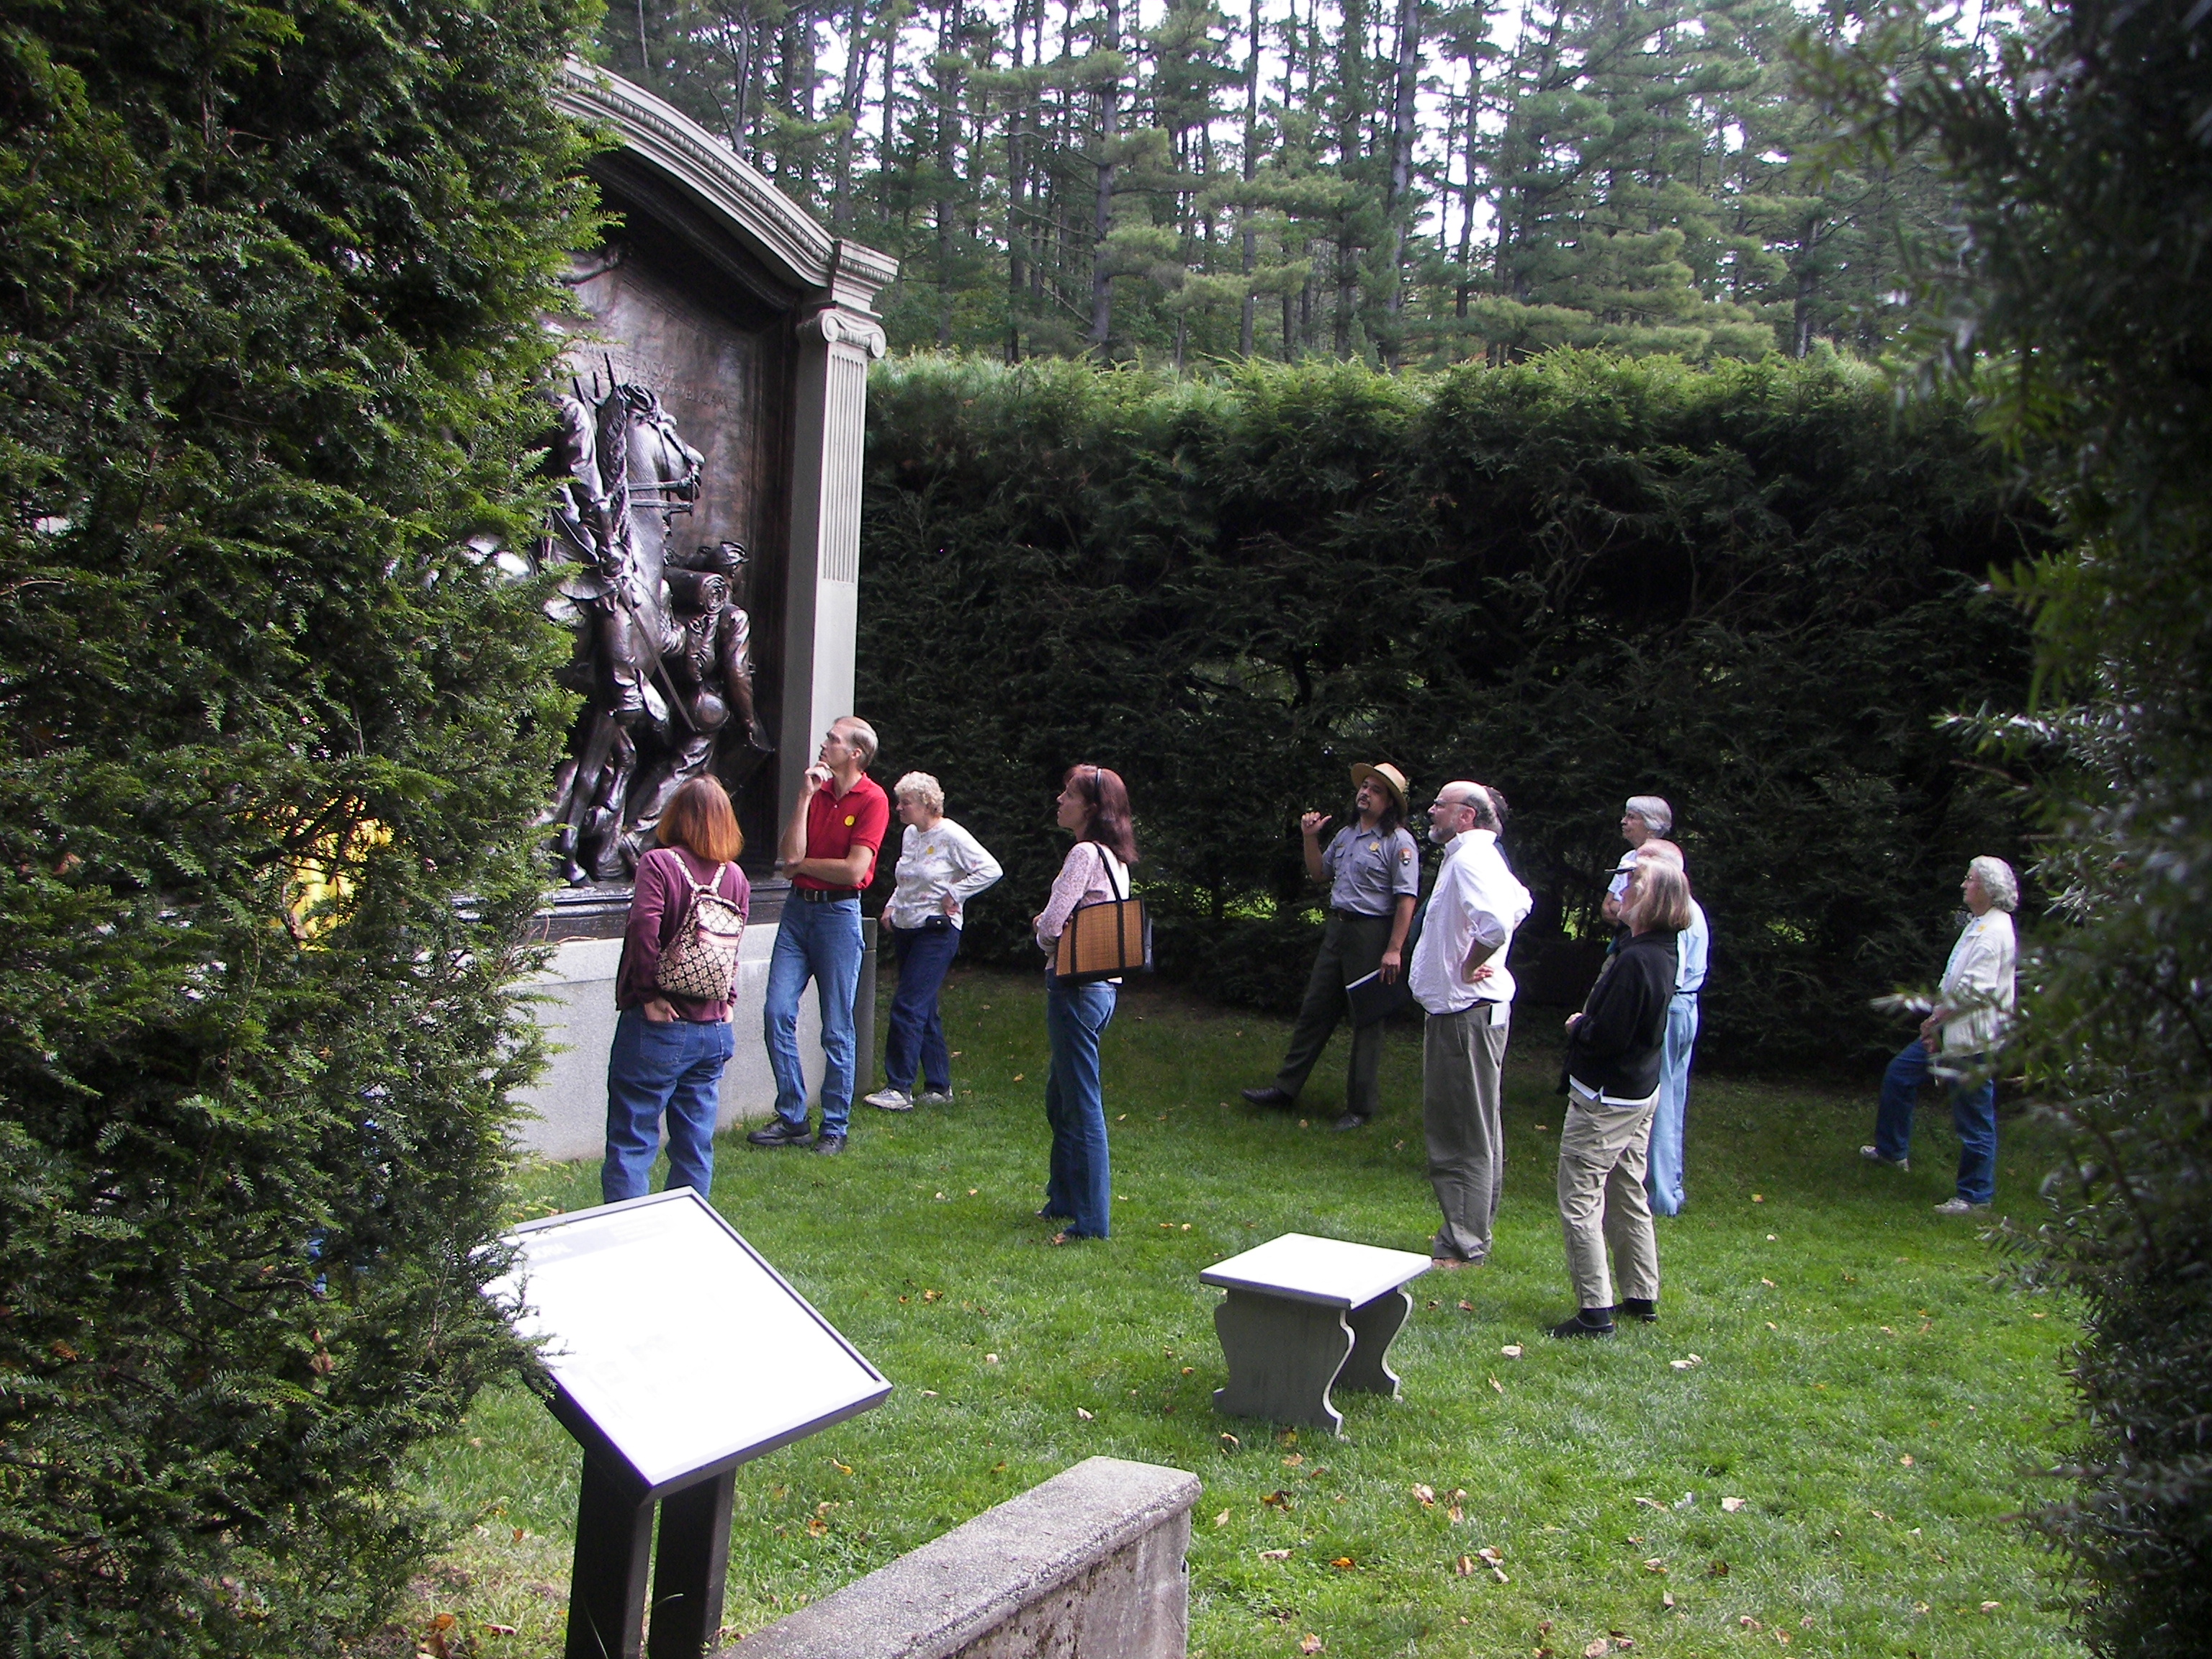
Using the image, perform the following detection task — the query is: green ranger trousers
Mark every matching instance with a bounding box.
[1272,910,1395,1117]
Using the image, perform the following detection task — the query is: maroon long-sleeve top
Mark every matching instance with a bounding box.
[616,845,752,1022]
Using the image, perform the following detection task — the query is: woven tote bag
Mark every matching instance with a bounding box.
[653,858,746,1001]
[1053,846,1151,986]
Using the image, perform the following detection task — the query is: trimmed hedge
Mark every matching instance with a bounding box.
[857,352,2046,1069]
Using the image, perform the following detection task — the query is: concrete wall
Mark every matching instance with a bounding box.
[716,1457,1200,1659]
[513,924,822,1161]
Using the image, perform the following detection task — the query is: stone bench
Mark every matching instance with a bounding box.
[1200,1233,1431,1434]
[714,1456,1199,1659]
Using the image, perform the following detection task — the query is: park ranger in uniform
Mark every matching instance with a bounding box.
[1241,763,1421,1130]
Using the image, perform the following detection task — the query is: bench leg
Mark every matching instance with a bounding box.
[1212,1289,1352,1434]
[1337,1287,1411,1397]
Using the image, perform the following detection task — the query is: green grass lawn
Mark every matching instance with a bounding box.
[405,967,2083,1659]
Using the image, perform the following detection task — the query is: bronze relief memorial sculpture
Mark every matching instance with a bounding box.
[536,374,773,885]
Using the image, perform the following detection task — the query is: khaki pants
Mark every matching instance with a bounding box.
[1557,1085,1660,1313]
[1424,1004,1509,1263]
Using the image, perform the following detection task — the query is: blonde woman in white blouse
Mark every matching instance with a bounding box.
[863,772,1003,1112]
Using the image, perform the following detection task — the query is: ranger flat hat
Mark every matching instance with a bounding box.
[1349,761,1410,811]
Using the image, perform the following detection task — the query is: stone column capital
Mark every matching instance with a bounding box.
[801,307,888,359]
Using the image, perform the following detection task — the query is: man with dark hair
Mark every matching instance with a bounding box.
[1410,781,1532,1267]
[1241,763,1421,1130]
[749,716,888,1156]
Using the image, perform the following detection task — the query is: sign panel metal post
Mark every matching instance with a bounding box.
[490,1190,891,1659]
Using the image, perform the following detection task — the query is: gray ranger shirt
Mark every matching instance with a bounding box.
[1323,824,1421,916]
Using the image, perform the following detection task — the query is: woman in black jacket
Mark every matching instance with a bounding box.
[1550,859,1693,1338]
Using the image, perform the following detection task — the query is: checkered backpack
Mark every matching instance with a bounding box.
[652,855,745,1002]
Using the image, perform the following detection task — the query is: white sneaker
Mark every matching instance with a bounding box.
[1860,1145,1910,1171]
[863,1087,914,1112]
[1933,1197,1990,1215]
[914,1088,956,1107]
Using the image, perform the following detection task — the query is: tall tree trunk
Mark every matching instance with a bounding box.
[1239,0,1261,356]
[1007,0,1030,361]
[936,0,963,347]
[1380,0,1422,368]
[832,0,873,230]
[1334,0,1367,358]
[1088,0,1122,351]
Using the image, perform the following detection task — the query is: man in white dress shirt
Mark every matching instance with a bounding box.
[1410,781,1533,1267]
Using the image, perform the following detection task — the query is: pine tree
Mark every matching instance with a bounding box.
[0,0,591,1648]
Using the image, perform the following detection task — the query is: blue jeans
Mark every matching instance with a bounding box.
[1042,979,1117,1238]
[884,922,961,1093]
[603,1007,735,1203]
[763,896,865,1136]
[1645,994,1699,1216]
[1874,1038,1997,1204]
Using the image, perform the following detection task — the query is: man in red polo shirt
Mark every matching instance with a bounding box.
[747,716,890,1155]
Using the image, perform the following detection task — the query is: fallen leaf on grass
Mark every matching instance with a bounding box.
[1709,1561,1730,1578]
[1753,1194,1765,1203]
[1669,1355,1704,1370]
[1491,1375,1505,1394]
[1761,1278,1775,1287]
[1585,1641,1610,1658]
[1331,1556,1354,1570]
[1981,1601,2001,1613]
[1721,1497,1745,1513]
[1635,1497,1669,1511]
[1661,1592,1676,1610]
[1501,1344,1524,1359]
[1283,1452,1304,1467]
[1300,1637,1324,1655]
[1447,1504,1465,1523]
[1478,1546,1504,1564]
[1259,1548,1291,1560]
[1413,1483,1436,1506]
[804,1516,827,1537]
[1213,1509,1231,1527]
[1642,1558,1666,1573]
[921,1290,941,1302]
[1075,1407,1093,1420]
[1012,1074,1024,1082]
[1740,1617,1763,1631]
[984,1353,1000,1364]
[1220,1432,1240,1451]
[1899,1455,1915,1467]
[1261,1490,1293,1509]
[832,1460,854,1475]
[1459,1300,1475,1313]
[482,1626,517,1637]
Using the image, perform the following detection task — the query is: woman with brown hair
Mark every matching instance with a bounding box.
[603,776,750,1203]
[1550,857,1691,1338]
[1030,763,1139,1243]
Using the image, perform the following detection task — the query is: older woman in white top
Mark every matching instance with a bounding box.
[864,772,1002,1112]
[1861,855,2019,1213]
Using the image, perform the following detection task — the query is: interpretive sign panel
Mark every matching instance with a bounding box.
[490,1190,889,1658]
[493,1188,890,1496]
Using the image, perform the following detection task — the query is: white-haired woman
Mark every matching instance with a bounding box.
[1861,856,2019,1213]
[864,773,1002,1112]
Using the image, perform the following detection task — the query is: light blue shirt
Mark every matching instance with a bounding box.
[1676,899,1709,996]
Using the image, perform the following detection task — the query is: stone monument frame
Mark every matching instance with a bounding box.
[513,65,896,1160]
[549,59,896,879]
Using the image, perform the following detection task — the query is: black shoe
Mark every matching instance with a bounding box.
[1612,1298,1658,1323]
[1331,1111,1370,1132]
[1241,1086,1295,1108]
[1550,1309,1617,1339]
[813,1132,847,1156]
[747,1118,814,1148]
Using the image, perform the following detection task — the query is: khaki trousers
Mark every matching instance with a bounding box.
[1557,1087,1661,1312]
[1424,1004,1510,1263]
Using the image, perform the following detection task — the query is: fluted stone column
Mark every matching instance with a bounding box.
[780,303,888,805]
